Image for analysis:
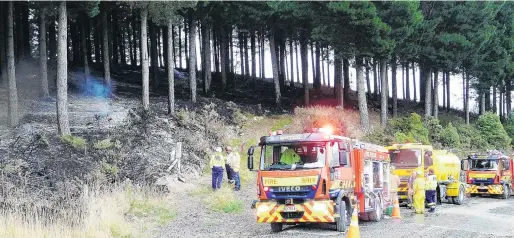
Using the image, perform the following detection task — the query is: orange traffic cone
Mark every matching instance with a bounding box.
[346,205,360,238]
[391,196,402,219]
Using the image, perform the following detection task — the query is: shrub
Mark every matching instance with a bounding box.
[455,123,489,151]
[439,122,460,148]
[94,138,114,150]
[387,113,429,144]
[423,116,443,143]
[60,135,87,150]
[476,112,511,149]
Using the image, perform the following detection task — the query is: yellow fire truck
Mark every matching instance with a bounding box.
[385,143,467,205]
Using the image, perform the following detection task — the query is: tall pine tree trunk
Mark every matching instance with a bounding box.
[56,1,69,135]
[220,26,227,92]
[334,52,343,108]
[300,34,309,106]
[356,57,369,131]
[289,39,294,87]
[259,30,266,79]
[184,19,189,70]
[167,19,175,115]
[405,63,410,100]
[112,12,119,66]
[402,66,406,99]
[314,42,321,89]
[157,28,162,68]
[465,72,470,124]
[504,79,512,117]
[150,23,158,88]
[310,42,315,81]
[295,41,300,84]
[238,32,244,76]
[380,59,388,126]
[321,48,325,86]
[0,2,6,86]
[7,1,18,126]
[251,31,256,81]
[424,68,432,117]
[102,9,111,85]
[412,62,417,101]
[373,59,378,99]
[244,33,249,77]
[141,9,149,110]
[201,22,211,95]
[39,10,49,98]
[178,25,182,69]
[392,57,398,117]
[442,72,446,110]
[269,31,281,105]
[128,20,134,66]
[366,59,371,98]
[188,15,197,102]
[433,70,439,118]
[493,87,497,113]
[446,71,450,111]
[81,15,90,88]
[343,59,350,102]
[94,21,101,64]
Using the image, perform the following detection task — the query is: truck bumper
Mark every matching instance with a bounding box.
[255,200,335,223]
[466,184,504,195]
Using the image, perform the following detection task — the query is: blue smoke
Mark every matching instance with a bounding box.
[70,71,113,98]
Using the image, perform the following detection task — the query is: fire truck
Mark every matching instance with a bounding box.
[247,127,392,232]
[462,151,513,198]
[385,143,467,205]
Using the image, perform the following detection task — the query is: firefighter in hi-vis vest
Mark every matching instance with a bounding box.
[210,147,226,191]
[425,168,437,212]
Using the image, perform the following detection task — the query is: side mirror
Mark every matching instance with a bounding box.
[248,155,254,171]
[247,147,254,171]
[461,159,468,171]
[339,151,348,166]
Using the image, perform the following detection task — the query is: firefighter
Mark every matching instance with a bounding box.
[413,169,426,214]
[210,147,225,191]
[407,170,417,209]
[390,165,401,202]
[226,146,241,191]
[425,169,437,212]
[280,148,301,165]
[225,146,234,184]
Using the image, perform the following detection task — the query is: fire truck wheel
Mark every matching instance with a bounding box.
[270,223,283,232]
[453,185,465,205]
[369,197,382,222]
[335,201,349,232]
[501,185,509,199]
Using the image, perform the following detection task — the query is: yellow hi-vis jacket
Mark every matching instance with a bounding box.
[226,152,241,172]
[426,174,437,191]
[280,148,301,165]
[209,152,226,168]
[413,176,426,196]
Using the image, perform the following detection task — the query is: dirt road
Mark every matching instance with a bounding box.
[158,175,514,238]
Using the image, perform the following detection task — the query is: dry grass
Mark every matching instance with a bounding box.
[0,183,174,238]
[288,106,380,138]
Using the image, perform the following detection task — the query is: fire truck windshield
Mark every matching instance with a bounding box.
[470,159,499,171]
[260,142,327,170]
[389,148,422,168]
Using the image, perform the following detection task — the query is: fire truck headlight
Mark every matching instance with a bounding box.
[256,204,269,215]
[312,203,328,213]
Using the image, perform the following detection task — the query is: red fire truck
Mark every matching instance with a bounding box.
[247,127,392,232]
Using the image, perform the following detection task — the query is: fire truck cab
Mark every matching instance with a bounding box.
[248,127,391,232]
[462,151,514,199]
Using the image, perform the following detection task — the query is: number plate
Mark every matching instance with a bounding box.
[283,205,297,212]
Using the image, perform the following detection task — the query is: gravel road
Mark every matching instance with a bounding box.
[157,178,514,238]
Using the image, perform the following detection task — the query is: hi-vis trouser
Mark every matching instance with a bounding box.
[425,190,436,211]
